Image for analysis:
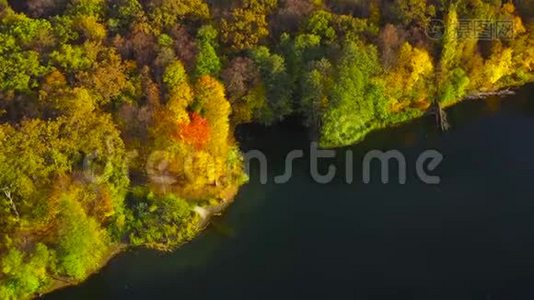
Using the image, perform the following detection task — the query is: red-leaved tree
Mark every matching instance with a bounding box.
[177,112,210,150]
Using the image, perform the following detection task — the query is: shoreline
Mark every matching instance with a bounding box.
[37,245,127,299]
[38,188,239,299]
[37,84,531,299]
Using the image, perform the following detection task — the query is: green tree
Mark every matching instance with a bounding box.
[251,46,293,124]
[300,58,333,130]
[194,25,221,78]
[127,192,196,250]
[439,67,470,106]
[220,7,270,51]
[221,56,264,124]
[55,186,109,279]
[0,244,51,300]
[0,14,51,93]
[393,0,436,28]
[319,41,385,147]
[66,0,106,18]
[304,10,336,44]
[148,0,210,29]
[439,4,459,74]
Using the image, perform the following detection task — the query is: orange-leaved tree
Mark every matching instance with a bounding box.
[177,112,210,150]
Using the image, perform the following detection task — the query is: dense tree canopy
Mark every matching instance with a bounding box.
[0,0,532,297]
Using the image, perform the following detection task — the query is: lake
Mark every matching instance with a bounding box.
[46,85,534,300]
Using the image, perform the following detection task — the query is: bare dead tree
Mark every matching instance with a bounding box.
[1,186,20,220]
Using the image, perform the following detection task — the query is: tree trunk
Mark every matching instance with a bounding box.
[2,188,20,220]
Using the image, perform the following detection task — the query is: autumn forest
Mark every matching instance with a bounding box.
[0,0,533,299]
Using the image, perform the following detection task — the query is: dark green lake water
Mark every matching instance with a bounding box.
[46,85,534,300]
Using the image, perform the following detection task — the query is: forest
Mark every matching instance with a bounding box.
[0,0,532,298]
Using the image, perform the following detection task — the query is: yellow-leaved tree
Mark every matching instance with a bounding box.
[149,63,237,197]
[482,43,514,89]
[194,75,231,157]
[386,42,434,110]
